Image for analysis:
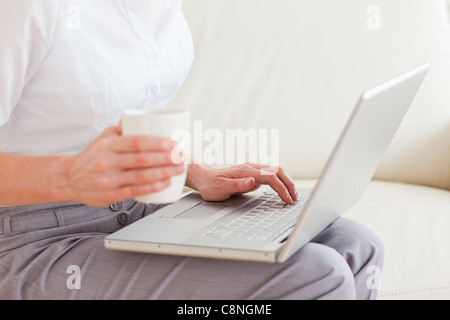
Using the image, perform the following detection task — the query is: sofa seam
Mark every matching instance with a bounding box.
[379,285,450,299]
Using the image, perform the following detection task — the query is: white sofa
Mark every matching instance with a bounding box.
[170,0,450,299]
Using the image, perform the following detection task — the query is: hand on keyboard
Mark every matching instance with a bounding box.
[186,163,299,205]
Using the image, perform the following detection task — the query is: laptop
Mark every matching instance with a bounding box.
[105,63,430,263]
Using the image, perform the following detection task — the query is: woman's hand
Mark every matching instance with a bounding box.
[186,163,298,204]
[62,126,184,207]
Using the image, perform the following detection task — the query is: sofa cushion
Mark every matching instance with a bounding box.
[294,179,450,299]
[342,181,450,300]
[173,0,450,191]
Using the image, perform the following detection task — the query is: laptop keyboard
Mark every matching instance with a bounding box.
[202,192,308,242]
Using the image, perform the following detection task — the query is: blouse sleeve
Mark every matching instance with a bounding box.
[0,0,58,126]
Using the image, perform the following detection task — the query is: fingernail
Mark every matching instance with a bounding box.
[244,178,253,187]
[287,194,293,204]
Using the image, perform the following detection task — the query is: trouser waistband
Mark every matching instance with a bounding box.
[0,200,137,236]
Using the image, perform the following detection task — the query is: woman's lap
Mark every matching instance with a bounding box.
[0,201,383,300]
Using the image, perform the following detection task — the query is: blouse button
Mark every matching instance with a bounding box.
[149,51,158,60]
[109,203,123,212]
[117,212,130,226]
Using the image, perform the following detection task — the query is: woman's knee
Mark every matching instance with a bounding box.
[282,243,357,300]
[311,218,384,299]
[313,217,384,271]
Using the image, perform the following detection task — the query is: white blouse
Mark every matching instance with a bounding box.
[0,0,194,156]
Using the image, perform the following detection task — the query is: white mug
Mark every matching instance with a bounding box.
[121,108,191,204]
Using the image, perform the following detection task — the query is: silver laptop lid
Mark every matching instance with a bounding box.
[277,63,430,262]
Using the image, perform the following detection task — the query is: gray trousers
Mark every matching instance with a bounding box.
[0,200,384,300]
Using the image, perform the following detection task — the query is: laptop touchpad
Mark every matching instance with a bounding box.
[175,203,228,220]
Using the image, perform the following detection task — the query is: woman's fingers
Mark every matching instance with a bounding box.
[113,152,177,170]
[107,164,185,188]
[253,169,294,204]
[218,177,256,198]
[66,127,186,206]
[249,164,298,201]
[112,135,177,153]
[226,164,298,204]
[92,130,182,171]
